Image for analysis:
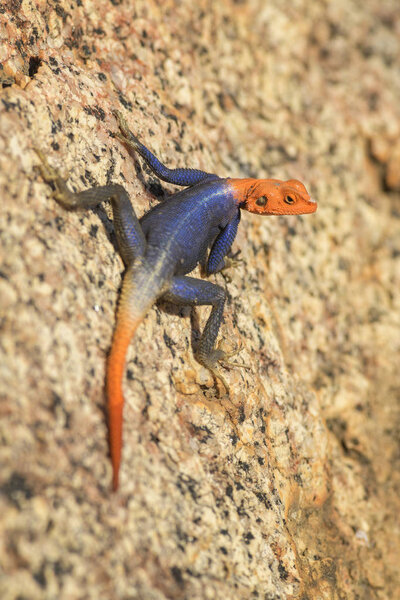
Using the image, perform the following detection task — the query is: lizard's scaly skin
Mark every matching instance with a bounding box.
[35,113,317,490]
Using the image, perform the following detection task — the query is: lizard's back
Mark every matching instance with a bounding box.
[140,178,238,276]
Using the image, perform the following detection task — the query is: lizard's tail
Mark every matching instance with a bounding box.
[106,264,160,491]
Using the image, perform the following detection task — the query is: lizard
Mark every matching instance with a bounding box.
[35,111,317,490]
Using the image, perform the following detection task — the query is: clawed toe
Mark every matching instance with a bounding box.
[197,339,249,395]
[112,109,127,129]
[34,148,61,183]
[215,339,243,361]
[114,131,131,146]
[220,250,243,274]
[217,345,250,371]
[113,110,137,146]
[207,366,230,395]
[34,150,75,207]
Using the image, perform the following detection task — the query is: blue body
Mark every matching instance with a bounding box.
[140,178,239,278]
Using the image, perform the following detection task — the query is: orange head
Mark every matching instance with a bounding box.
[228,178,317,216]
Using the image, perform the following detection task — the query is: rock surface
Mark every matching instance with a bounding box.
[1,1,399,598]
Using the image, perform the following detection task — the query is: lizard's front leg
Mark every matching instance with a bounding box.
[205,212,241,275]
[113,111,219,187]
[34,149,146,266]
[162,275,233,393]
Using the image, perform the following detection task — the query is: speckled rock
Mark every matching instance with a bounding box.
[1,1,399,599]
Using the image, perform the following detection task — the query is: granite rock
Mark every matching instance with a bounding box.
[1,1,399,598]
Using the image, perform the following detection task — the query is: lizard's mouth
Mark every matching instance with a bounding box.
[306,198,318,213]
[298,198,317,214]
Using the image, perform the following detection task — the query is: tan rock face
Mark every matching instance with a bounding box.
[1,1,399,598]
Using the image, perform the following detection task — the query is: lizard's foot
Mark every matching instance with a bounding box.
[197,341,248,395]
[34,148,64,185]
[112,110,140,150]
[34,149,76,208]
[112,109,129,135]
[221,249,243,273]
[217,250,243,283]
[214,340,250,370]
[205,363,230,395]
[197,347,230,394]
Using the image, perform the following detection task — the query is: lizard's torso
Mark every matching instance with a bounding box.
[140,178,238,278]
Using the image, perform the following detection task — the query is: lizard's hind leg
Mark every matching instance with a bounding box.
[162,275,234,393]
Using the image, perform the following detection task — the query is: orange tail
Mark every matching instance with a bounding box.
[106,262,165,490]
[106,316,141,491]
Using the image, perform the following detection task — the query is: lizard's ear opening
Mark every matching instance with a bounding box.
[244,193,273,214]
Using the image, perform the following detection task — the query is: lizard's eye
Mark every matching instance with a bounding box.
[285,195,295,205]
[256,196,268,207]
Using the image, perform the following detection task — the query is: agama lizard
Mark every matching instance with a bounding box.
[35,112,317,490]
